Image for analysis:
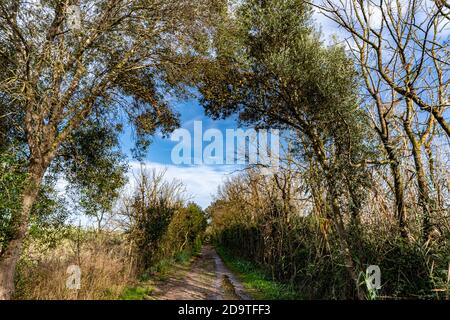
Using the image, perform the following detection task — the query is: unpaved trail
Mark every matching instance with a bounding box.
[150,245,252,300]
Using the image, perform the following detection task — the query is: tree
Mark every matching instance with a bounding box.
[435,0,450,19]
[120,168,186,271]
[57,120,128,231]
[0,0,226,299]
[197,0,372,298]
[163,203,207,256]
[315,0,450,136]
[314,0,450,239]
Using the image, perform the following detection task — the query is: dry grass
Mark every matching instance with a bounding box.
[15,230,134,300]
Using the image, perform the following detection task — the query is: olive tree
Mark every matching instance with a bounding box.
[197,0,372,299]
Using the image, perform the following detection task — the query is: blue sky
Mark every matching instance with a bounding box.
[119,99,243,208]
[117,10,342,209]
[118,5,450,209]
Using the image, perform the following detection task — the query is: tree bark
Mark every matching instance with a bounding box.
[404,121,432,240]
[389,153,408,239]
[305,128,364,299]
[377,131,408,239]
[0,162,43,300]
[328,187,364,300]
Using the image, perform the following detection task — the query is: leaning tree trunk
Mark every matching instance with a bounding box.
[0,162,44,300]
[328,189,364,300]
[389,155,408,239]
[403,104,433,241]
[378,133,408,239]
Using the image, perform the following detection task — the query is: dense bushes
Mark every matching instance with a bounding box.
[1,150,68,256]
[162,203,207,258]
[121,169,207,274]
[208,170,450,299]
[214,215,450,299]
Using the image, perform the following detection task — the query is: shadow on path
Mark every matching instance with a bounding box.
[152,245,252,300]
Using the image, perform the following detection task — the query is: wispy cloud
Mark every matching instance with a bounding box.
[127,161,239,208]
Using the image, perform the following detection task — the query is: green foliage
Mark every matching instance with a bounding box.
[349,232,450,299]
[216,246,302,300]
[120,286,155,300]
[0,150,68,253]
[0,151,27,251]
[126,170,207,273]
[174,250,192,264]
[56,120,128,225]
[162,203,208,258]
[136,202,207,269]
[149,259,175,278]
[212,206,450,299]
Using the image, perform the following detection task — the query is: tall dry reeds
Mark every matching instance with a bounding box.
[15,230,133,300]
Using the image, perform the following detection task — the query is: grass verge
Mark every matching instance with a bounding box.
[215,245,302,300]
[120,286,155,300]
[119,249,198,300]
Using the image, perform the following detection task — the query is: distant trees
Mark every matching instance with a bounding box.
[0,0,226,299]
[162,203,207,258]
[119,169,206,273]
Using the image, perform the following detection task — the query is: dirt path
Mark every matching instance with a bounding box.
[150,245,251,300]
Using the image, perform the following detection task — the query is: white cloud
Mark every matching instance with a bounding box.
[127,161,239,208]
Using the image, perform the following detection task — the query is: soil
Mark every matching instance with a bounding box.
[150,245,252,300]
